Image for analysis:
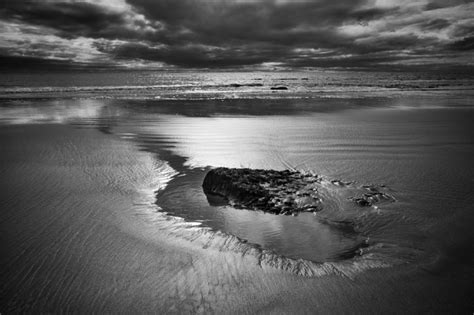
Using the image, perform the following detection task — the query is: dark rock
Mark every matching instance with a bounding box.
[227,83,264,88]
[202,167,322,215]
[271,86,288,90]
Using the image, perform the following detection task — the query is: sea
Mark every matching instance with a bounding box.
[0,70,473,313]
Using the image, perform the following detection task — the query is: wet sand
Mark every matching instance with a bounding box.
[1,99,473,313]
[0,124,282,312]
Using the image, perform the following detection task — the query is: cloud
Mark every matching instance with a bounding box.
[0,20,112,64]
[418,18,451,31]
[0,0,473,69]
[1,1,160,39]
[424,0,472,10]
[448,36,474,51]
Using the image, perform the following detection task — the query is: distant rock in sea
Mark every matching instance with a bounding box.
[227,83,264,88]
[271,86,288,90]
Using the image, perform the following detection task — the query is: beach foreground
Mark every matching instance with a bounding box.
[1,97,473,313]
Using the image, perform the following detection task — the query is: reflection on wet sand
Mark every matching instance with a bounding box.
[1,98,473,313]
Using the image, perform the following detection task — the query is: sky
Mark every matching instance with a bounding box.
[0,0,473,70]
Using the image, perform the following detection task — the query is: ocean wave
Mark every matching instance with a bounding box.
[1,82,472,103]
[0,84,191,94]
[0,82,267,94]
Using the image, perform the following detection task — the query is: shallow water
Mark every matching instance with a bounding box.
[1,95,473,312]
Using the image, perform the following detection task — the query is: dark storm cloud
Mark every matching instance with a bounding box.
[424,0,472,10]
[2,2,119,36]
[0,53,110,71]
[449,36,474,51]
[97,42,272,67]
[349,7,398,23]
[353,34,440,54]
[127,0,366,27]
[97,0,392,67]
[418,19,451,31]
[450,22,474,38]
[127,0,366,44]
[0,0,473,69]
[0,1,156,39]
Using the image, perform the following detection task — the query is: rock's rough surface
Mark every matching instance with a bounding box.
[202,167,323,215]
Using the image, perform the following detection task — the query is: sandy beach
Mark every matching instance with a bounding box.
[1,97,473,313]
[2,0,474,311]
